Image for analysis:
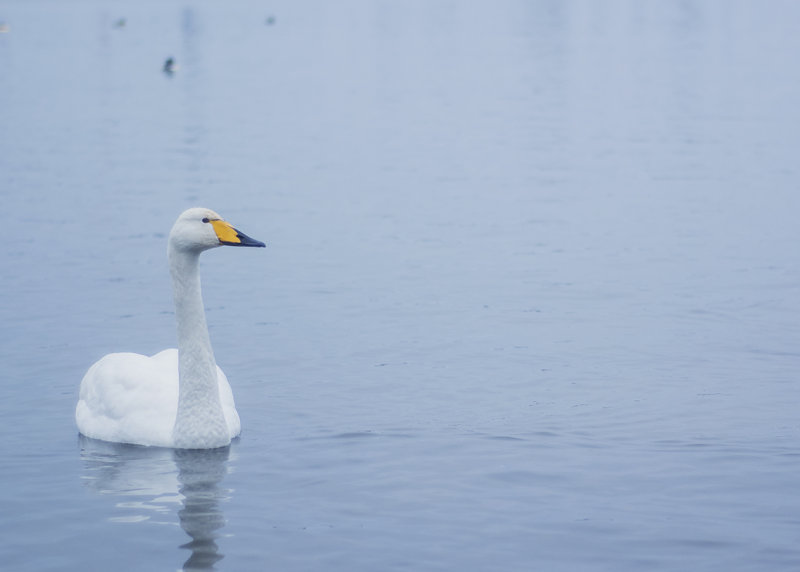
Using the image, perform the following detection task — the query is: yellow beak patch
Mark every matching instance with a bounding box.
[209,218,266,248]
[210,220,242,244]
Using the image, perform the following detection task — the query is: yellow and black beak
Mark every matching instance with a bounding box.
[210,219,266,248]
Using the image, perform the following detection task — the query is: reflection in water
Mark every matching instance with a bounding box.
[174,447,229,571]
[80,437,233,571]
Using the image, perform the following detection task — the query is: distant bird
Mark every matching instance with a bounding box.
[163,57,177,74]
[75,208,266,449]
[113,18,126,29]
[265,15,276,25]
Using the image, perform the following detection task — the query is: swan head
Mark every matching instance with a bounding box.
[169,207,266,253]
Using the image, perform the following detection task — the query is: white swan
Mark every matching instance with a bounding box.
[76,208,265,449]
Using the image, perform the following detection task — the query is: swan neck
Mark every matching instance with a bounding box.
[169,249,213,359]
[168,245,229,448]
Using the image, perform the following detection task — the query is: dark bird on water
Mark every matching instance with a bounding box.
[163,57,177,74]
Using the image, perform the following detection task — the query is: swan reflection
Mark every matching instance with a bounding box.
[79,437,233,570]
[174,447,230,570]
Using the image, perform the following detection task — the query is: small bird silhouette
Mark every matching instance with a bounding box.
[163,57,177,74]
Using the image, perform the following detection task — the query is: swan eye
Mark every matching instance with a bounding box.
[202,217,210,223]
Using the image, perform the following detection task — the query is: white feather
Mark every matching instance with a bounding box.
[76,208,262,449]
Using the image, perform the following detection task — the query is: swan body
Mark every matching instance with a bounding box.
[76,349,239,448]
[76,208,265,449]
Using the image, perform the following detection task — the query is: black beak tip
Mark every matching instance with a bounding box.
[232,230,266,248]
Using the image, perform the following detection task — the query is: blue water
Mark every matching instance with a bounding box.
[2,1,800,570]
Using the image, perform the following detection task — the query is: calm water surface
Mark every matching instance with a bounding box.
[1,1,800,570]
